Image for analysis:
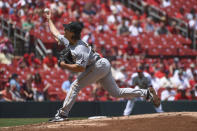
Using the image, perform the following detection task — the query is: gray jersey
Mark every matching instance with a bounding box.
[132,75,152,89]
[128,72,151,86]
[57,35,100,68]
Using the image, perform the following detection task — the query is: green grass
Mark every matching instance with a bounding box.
[0,118,48,127]
[0,117,86,127]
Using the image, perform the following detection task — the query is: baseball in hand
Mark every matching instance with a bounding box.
[44,8,49,13]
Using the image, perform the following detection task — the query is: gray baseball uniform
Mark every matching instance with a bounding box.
[57,35,148,116]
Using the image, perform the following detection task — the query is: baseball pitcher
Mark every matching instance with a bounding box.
[44,10,160,122]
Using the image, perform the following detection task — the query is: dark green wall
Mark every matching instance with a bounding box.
[0,101,197,118]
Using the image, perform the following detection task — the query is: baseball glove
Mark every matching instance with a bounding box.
[58,48,75,66]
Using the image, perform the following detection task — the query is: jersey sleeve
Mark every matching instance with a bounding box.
[57,34,69,47]
[75,45,89,68]
[147,77,152,87]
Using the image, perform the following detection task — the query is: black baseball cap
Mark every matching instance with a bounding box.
[63,22,84,34]
[137,66,144,72]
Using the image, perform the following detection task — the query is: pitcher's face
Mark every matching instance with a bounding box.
[64,29,74,43]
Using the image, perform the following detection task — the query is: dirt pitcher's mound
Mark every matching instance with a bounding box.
[2,112,197,131]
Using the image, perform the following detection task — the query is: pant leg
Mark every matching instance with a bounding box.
[154,104,164,113]
[99,71,147,99]
[60,58,111,116]
[123,98,136,116]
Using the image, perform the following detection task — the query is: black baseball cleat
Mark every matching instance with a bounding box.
[146,87,161,107]
[49,110,68,122]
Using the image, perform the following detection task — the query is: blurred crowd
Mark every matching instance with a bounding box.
[0,0,197,102]
[0,71,50,102]
[0,46,59,102]
[142,0,197,34]
[0,0,185,40]
[0,0,195,56]
[1,50,197,102]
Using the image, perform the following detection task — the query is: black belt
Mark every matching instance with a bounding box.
[96,56,101,61]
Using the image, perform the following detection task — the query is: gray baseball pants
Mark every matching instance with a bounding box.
[123,98,164,116]
[60,58,148,116]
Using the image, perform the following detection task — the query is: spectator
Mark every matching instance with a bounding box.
[194,85,197,97]
[10,82,25,102]
[0,83,12,102]
[176,7,185,20]
[117,18,130,35]
[129,20,143,36]
[50,0,60,14]
[110,0,122,14]
[186,63,197,81]
[29,53,41,68]
[169,57,180,75]
[92,82,112,101]
[0,46,13,65]
[186,8,196,21]
[188,90,197,100]
[18,53,41,68]
[154,64,167,79]
[0,37,14,54]
[162,0,171,8]
[174,89,189,100]
[18,6,26,22]
[156,22,169,35]
[21,74,34,101]
[0,68,7,90]
[132,10,147,21]
[134,43,144,55]
[123,41,135,59]
[161,86,176,101]
[32,72,50,101]
[145,17,155,32]
[22,18,34,31]
[8,9,19,27]
[174,65,188,79]
[172,71,191,89]
[61,75,74,94]
[168,21,179,34]
[111,61,126,82]
[107,12,121,25]
[96,18,110,33]
[0,0,10,14]
[18,53,31,68]
[43,49,58,70]
[190,73,197,89]
[99,0,111,14]
[189,16,197,32]
[9,73,21,92]
[150,72,161,92]
[68,0,81,16]
[83,2,97,16]
[72,7,81,20]
[159,71,174,88]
